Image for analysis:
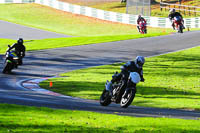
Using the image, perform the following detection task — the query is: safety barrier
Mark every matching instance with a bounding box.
[1,0,200,28]
[0,0,34,3]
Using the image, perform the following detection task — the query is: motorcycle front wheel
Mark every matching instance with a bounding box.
[18,58,23,65]
[100,89,111,106]
[178,25,183,33]
[2,62,12,74]
[120,88,136,108]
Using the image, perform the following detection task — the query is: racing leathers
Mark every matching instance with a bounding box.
[106,61,144,93]
[168,12,184,30]
[137,17,146,32]
[7,42,26,58]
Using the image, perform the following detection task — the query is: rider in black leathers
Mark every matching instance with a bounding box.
[106,56,145,94]
[168,9,184,30]
[7,38,26,58]
[6,38,26,67]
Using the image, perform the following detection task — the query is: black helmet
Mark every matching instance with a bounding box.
[135,56,145,68]
[17,38,23,44]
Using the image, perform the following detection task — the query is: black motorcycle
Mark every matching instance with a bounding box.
[2,45,20,73]
[100,71,141,108]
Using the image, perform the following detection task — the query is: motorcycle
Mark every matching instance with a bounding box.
[2,45,19,73]
[100,71,141,108]
[173,16,184,33]
[138,20,147,34]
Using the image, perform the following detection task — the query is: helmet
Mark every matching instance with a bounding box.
[169,8,175,13]
[17,38,23,44]
[135,56,145,68]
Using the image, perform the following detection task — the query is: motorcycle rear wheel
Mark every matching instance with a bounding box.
[120,89,136,108]
[100,89,111,106]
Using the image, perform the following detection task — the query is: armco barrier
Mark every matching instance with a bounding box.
[34,0,200,28]
[1,0,200,28]
[0,0,34,3]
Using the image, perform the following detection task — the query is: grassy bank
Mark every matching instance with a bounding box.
[0,104,200,132]
[40,46,200,110]
[0,3,174,37]
[0,32,169,53]
[0,3,176,53]
[59,0,200,17]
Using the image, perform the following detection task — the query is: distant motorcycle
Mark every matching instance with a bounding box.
[173,16,184,33]
[2,45,20,73]
[138,20,147,34]
[100,71,141,108]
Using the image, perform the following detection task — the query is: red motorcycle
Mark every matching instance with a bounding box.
[173,16,184,33]
[138,20,147,34]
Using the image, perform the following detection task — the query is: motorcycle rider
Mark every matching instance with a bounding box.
[7,38,26,66]
[168,8,184,30]
[106,56,145,95]
[137,15,146,32]
[7,38,26,58]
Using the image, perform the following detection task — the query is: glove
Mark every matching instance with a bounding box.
[141,78,145,82]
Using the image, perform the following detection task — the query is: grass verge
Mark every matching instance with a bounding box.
[0,32,169,53]
[0,103,200,132]
[60,0,200,17]
[0,3,174,37]
[40,46,200,110]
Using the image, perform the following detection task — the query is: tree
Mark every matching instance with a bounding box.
[151,0,157,4]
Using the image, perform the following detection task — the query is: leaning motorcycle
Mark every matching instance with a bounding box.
[100,72,141,108]
[139,20,147,34]
[2,45,19,73]
[173,16,184,33]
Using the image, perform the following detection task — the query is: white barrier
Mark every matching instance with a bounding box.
[0,0,34,3]
[1,0,200,28]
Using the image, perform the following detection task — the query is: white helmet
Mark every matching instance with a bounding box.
[170,8,175,13]
[135,56,145,68]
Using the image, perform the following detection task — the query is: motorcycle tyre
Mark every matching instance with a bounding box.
[178,25,183,33]
[144,29,147,34]
[2,62,12,74]
[100,89,111,106]
[140,29,144,34]
[120,89,136,108]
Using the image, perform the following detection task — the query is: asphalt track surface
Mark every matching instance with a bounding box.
[0,20,70,40]
[0,21,200,120]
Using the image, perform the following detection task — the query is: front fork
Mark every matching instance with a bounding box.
[123,80,136,98]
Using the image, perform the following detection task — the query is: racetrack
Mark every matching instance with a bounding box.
[0,20,70,40]
[0,21,200,120]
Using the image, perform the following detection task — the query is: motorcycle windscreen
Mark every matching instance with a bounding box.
[129,72,141,84]
[174,16,181,21]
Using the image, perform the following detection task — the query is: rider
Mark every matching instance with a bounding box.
[106,56,145,95]
[137,15,146,32]
[168,8,184,30]
[7,38,26,58]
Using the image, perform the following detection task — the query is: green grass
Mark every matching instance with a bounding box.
[0,3,177,53]
[40,46,200,110]
[89,0,200,17]
[0,103,200,132]
[62,0,200,18]
[0,3,173,37]
[0,32,170,53]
